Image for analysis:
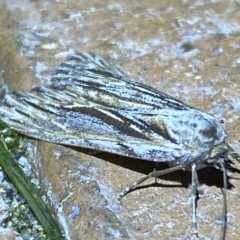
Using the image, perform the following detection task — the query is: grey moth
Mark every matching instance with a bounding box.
[0,52,238,239]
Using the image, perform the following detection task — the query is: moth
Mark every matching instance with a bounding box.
[0,52,238,238]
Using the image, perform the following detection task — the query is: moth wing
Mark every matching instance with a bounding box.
[2,94,187,163]
[50,52,191,112]
[0,90,198,163]
[0,52,196,162]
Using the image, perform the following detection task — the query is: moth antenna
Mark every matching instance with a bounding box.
[118,165,183,202]
[219,161,227,240]
[191,163,199,238]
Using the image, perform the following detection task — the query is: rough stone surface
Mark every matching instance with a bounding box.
[0,197,10,225]
[1,1,240,239]
[0,227,22,240]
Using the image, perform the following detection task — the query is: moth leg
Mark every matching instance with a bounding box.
[219,161,227,240]
[118,164,183,202]
[190,163,199,238]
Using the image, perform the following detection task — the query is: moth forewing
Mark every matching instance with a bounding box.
[0,52,238,239]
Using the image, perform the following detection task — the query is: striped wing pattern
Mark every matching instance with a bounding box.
[0,53,226,165]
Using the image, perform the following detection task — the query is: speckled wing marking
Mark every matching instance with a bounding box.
[0,52,228,167]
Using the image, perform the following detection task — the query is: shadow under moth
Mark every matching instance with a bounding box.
[0,52,239,239]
